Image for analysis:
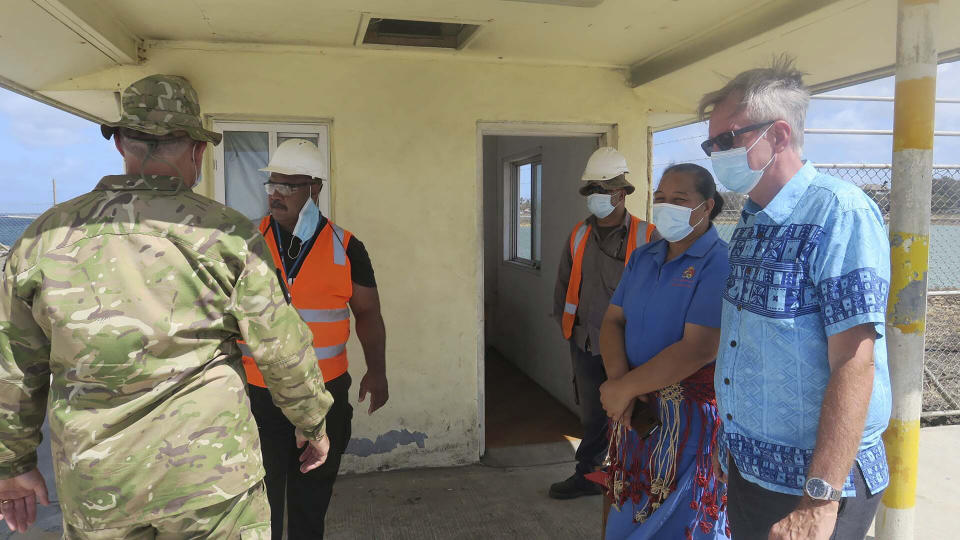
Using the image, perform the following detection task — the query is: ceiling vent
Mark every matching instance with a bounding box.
[501,0,605,6]
[361,17,482,50]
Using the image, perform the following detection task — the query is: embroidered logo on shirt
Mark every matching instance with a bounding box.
[670,265,697,288]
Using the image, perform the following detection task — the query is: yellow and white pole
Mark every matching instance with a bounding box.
[876,1,938,538]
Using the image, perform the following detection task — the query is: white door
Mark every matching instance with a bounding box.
[211,121,331,221]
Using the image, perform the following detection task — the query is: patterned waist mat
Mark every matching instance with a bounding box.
[667,364,716,403]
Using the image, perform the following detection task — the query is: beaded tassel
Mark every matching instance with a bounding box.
[598,364,727,535]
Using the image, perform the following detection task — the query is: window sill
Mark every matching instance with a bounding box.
[502,259,541,275]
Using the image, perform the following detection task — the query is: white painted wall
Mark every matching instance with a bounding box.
[484,135,599,415]
[482,136,500,340]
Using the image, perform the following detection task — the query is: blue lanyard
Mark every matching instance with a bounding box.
[271,218,317,286]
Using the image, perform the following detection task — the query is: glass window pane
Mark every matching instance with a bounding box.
[533,162,542,263]
[224,131,269,220]
[277,133,319,147]
[517,163,532,260]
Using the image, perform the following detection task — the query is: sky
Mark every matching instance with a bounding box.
[652,61,960,186]
[0,91,120,214]
[0,62,957,213]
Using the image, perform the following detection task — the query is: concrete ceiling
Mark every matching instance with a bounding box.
[2,0,959,128]
[639,0,960,128]
[80,0,843,68]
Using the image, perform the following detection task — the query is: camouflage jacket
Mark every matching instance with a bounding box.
[0,175,333,529]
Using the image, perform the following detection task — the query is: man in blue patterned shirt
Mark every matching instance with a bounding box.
[699,57,891,540]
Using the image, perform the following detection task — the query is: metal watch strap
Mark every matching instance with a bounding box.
[805,477,842,502]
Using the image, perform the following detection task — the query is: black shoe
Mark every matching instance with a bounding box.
[549,473,602,499]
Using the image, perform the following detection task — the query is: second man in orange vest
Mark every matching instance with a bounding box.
[551,147,657,499]
[241,139,389,539]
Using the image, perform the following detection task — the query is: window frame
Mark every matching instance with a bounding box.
[210,120,332,219]
[503,151,543,270]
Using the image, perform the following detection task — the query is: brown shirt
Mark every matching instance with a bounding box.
[554,212,655,353]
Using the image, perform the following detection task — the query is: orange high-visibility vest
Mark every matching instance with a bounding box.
[241,216,353,386]
[561,215,654,340]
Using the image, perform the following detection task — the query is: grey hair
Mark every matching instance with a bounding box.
[698,55,810,150]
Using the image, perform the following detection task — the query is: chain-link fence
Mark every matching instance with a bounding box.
[716,164,960,422]
[0,214,41,266]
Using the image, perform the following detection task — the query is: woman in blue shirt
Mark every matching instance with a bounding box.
[598,164,730,540]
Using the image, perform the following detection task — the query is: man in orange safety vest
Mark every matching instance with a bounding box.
[551,147,657,499]
[242,139,388,539]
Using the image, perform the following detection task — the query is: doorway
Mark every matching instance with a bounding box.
[479,125,611,458]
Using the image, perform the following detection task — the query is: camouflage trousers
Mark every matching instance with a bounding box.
[62,482,270,539]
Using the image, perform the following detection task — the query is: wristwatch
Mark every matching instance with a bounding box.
[804,477,842,502]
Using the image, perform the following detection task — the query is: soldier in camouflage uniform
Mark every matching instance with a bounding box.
[0,75,334,539]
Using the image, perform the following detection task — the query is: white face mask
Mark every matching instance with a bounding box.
[587,193,616,219]
[651,201,705,242]
[709,124,776,194]
[190,145,202,188]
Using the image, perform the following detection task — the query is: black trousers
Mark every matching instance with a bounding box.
[727,460,883,540]
[570,341,609,477]
[248,374,353,540]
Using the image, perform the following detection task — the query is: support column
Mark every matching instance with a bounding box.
[875,1,938,538]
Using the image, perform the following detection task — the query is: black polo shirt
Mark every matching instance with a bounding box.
[272,216,376,288]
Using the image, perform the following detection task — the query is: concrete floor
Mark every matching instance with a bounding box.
[484,349,582,449]
[5,425,959,539]
[326,443,600,540]
[866,424,960,540]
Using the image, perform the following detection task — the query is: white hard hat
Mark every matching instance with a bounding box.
[260,139,327,180]
[581,146,630,182]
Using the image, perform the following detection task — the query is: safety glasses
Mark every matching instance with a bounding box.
[263,181,318,197]
[582,184,612,196]
[700,121,775,156]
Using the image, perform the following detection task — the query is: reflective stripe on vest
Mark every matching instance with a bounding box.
[561,222,591,340]
[331,224,347,266]
[241,216,353,386]
[298,308,350,323]
[624,217,656,267]
[561,216,655,340]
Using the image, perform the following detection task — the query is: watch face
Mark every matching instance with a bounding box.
[806,478,828,499]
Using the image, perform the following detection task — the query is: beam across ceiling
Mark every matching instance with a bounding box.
[31,0,141,65]
[501,0,605,6]
[628,0,842,88]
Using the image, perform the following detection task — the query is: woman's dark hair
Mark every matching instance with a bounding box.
[661,163,725,221]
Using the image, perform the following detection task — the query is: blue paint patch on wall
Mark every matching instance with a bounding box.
[345,429,428,457]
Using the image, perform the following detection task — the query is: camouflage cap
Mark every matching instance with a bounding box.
[578,175,635,195]
[101,75,222,145]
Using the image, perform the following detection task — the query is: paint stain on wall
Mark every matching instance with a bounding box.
[345,429,428,457]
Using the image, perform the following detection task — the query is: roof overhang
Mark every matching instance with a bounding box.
[635,0,960,130]
[1,0,958,130]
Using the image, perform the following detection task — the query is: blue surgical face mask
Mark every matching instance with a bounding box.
[710,124,775,194]
[587,193,616,219]
[651,201,705,242]
[291,194,320,246]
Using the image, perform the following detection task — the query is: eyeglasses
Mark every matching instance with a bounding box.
[582,184,612,196]
[700,121,775,156]
[263,181,318,197]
